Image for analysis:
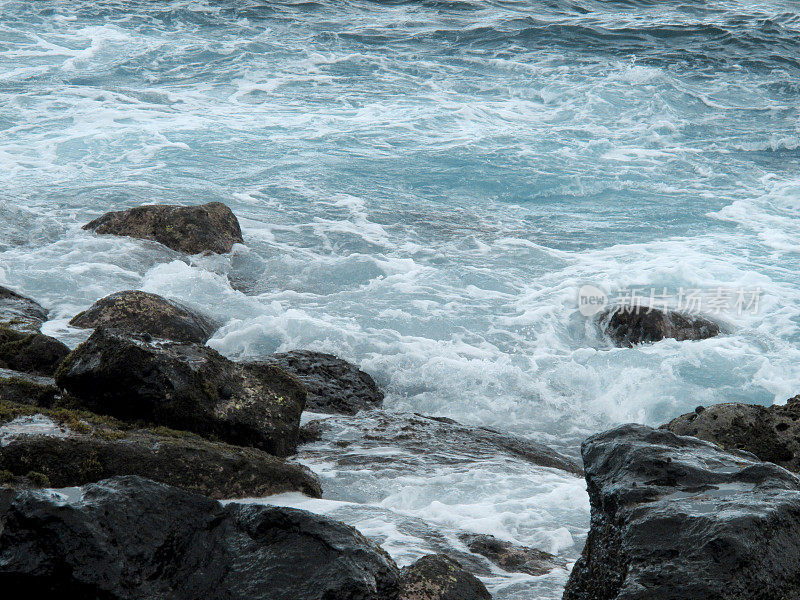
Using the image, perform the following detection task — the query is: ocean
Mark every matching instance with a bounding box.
[1,0,799,597]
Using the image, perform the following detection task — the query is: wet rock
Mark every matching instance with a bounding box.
[0,285,48,333]
[0,401,320,499]
[70,290,217,343]
[598,306,720,346]
[83,201,244,254]
[0,369,59,407]
[399,554,491,600]
[0,326,70,376]
[304,411,583,476]
[661,397,800,472]
[562,424,800,600]
[55,328,306,456]
[458,533,562,576]
[0,476,399,599]
[258,350,384,414]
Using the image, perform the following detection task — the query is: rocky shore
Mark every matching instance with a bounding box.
[1,202,796,599]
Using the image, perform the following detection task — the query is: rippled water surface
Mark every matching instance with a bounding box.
[1,0,799,597]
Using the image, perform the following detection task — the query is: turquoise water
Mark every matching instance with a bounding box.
[1,0,799,597]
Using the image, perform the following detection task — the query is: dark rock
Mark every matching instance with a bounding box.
[258,350,384,414]
[562,424,800,600]
[0,369,59,407]
[0,286,48,333]
[0,400,320,499]
[70,290,217,343]
[0,326,70,376]
[304,411,583,476]
[399,554,491,600]
[598,306,720,346]
[0,476,399,599]
[458,533,562,576]
[299,418,326,444]
[661,397,800,472]
[83,201,244,254]
[55,328,306,456]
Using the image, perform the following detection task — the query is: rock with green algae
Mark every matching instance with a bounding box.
[70,290,217,344]
[0,326,70,376]
[0,400,321,499]
[83,201,244,254]
[0,285,48,333]
[399,554,492,600]
[0,369,60,407]
[55,327,306,456]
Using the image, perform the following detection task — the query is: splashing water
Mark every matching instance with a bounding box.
[1,0,799,597]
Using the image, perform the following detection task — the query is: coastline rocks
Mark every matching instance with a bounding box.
[661,397,800,472]
[399,555,491,600]
[458,533,562,576]
[0,402,321,499]
[70,290,217,343]
[562,424,800,600]
[0,326,70,376]
[304,411,583,476]
[0,369,59,407]
[55,328,306,456]
[83,201,244,254]
[259,350,384,414]
[0,286,48,333]
[0,476,398,599]
[599,306,720,346]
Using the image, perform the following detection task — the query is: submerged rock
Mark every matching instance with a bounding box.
[0,326,70,376]
[303,411,583,476]
[661,396,800,472]
[399,554,491,600]
[562,423,800,600]
[0,401,320,499]
[0,369,59,407]
[458,533,562,576]
[70,290,217,343]
[55,328,306,456]
[0,285,48,333]
[0,476,398,599]
[259,350,384,414]
[598,306,720,346]
[83,201,244,254]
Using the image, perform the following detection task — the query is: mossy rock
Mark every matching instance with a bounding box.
[0,400,321,499]
[70,290,217,343]
[399,555,491,600]
[0,286,48,333]
[83,201,244,254]
[0,369,60,407]
[0,326,70,376]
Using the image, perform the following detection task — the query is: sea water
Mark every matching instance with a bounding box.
[1,0,799,597]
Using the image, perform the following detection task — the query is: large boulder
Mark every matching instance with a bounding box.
[55,328,306,456]
[399,554,491,600]
[0,285,48,333]
[598,306,720,346]
[0,476,399,599]
[0,401,320,499]
[70,290,217,343]
[83,201,244,254]
[303,411,583,476]
[0,326,70,376]
[661,397,800,472]
[458,533,562,576]
[259,350,384,414]
[562,424,800,600]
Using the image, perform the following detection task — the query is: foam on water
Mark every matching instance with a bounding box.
[1,0,799,596]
